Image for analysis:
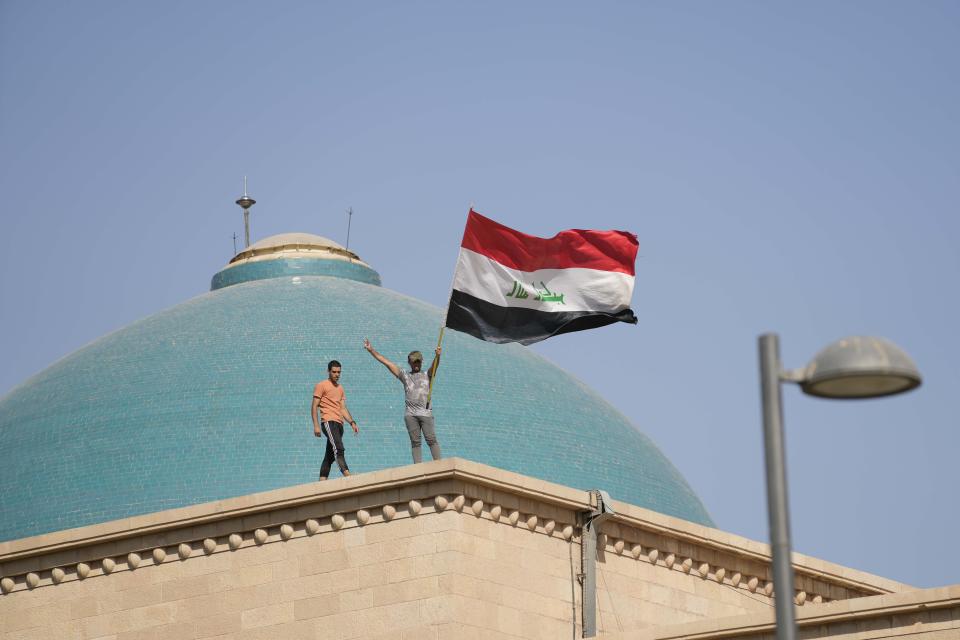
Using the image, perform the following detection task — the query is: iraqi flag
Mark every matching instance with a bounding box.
[445,210,638,345]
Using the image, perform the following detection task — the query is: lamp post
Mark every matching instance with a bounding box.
[758,334,921,640]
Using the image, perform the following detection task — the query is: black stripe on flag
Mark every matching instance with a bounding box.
[446,290,637,346]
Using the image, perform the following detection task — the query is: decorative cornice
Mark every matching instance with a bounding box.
[0,458,907,602]
[227,242,363,266]
[622,585,960,640]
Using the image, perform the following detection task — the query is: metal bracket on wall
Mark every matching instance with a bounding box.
[580,489,616,638]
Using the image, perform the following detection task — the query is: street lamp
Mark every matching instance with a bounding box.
[758,334,921,640]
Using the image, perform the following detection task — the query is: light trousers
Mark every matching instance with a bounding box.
[403,414,441,463]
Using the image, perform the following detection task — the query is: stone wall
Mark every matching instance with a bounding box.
[0,459,918,640]
[610,586,960,640]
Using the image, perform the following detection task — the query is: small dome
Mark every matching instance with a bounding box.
[212,232,380,290]
[241,232,348,256]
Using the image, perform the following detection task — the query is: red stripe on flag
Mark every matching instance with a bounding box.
[460,210,637,275]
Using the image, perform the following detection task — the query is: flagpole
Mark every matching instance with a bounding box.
[425,325,445,409]
[426,204,472,409]
[425,270,455,410]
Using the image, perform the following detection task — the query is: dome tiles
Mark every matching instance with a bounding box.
[0,247,712,542]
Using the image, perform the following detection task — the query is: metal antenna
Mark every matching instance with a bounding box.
[345,207,353,253]
[235,177,256,248]
[232,232,238,256]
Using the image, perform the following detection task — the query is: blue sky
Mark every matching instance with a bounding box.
[2,2,958,587]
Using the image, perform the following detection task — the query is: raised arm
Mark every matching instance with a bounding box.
[428,346,441,379]
[364,338,401,379]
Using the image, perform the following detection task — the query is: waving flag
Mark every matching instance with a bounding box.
[445,210,638,345]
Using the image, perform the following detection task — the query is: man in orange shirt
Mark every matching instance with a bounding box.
[311,360,360,480]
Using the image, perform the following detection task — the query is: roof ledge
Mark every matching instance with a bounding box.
[0,458,909,599]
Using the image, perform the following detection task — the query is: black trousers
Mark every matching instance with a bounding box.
[319,421,349,478]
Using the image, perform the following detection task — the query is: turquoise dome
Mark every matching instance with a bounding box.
[0,237,711,541]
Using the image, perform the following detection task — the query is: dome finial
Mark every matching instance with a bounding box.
[235,177,256,248]
[346,207,353,254]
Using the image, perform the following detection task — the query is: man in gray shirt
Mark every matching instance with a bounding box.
[364,338,442,463]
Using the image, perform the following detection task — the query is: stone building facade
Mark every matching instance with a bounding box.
[2,459,955,639]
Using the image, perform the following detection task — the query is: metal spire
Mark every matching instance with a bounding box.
[235,177,256,248]
[346,207,353,253]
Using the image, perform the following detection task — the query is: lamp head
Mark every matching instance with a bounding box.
[800,336,921,399]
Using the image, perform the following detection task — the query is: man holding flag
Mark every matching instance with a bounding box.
[364,339,443,464]
[372,207,636,461]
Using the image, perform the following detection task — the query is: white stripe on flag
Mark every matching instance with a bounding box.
[453,248,635,313]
